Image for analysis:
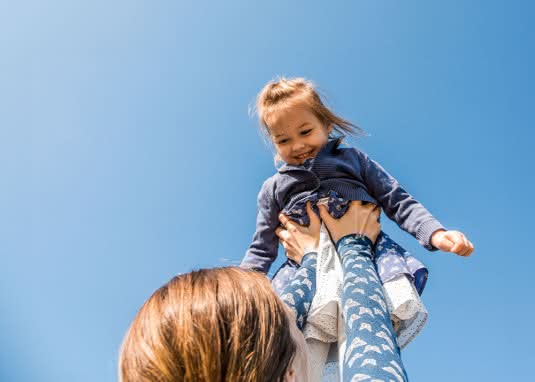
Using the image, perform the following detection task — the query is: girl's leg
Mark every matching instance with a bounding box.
[337,235,409,382]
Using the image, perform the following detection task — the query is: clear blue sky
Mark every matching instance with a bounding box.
[1,1,534,381]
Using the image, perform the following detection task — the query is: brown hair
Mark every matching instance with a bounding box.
[255,77,364,139]
[118,267,296,382]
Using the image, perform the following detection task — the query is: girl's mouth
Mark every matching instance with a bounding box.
[295,150,315,160]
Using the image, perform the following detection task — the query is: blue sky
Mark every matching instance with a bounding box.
[1,1,534,381]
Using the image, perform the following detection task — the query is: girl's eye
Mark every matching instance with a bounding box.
[278,139,289,144]
[301,129,312,135]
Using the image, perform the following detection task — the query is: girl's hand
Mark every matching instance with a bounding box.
[431,229,474,256]
[318,201,381,244]
[276,202,321,265]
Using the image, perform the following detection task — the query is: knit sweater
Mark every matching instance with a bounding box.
[241,138,444,273]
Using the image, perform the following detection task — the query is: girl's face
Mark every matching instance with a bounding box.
[267,105,332,165]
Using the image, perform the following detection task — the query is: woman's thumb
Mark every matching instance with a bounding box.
[318,204,331,221]
[306,202,320,224]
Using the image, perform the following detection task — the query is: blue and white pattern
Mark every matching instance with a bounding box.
[280,234,409,382]
[337,235,408,382]
[280,252,317,331]
[284,191,428,294]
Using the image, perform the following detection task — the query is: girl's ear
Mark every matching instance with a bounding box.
[327,123,334,133]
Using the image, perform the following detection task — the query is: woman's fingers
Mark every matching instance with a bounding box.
[285,221,298,233]
[317,204,333,224]
[278,213,290,228]
[279,213,298,233]
[276,227,291,242]
[372,205,381,221]
[306,202,320,227]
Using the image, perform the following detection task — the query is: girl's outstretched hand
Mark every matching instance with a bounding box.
[318,201,381,245]
[276,202,321,264]
[431,229,474,256]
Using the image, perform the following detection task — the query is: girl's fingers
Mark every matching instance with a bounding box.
[453,232,467,254]
[448,233,462,253]
[451,241,463,253]
[465,240,474,256]
[462,235,470,251]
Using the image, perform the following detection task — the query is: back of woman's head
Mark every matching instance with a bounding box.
[119,267,296,382]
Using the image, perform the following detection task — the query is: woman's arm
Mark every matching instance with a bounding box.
[276,201,383,330]
[279,251,318,330]
[320,202,409,381]
[276,202,320,330]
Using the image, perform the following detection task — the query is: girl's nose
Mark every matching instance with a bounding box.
[293,141,305,151]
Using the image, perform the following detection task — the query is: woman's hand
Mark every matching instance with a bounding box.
[276,202,321,265]
[431,229,474,256]
[318,201,381,244]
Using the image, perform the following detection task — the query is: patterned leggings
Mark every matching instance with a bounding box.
[281,234,408,382]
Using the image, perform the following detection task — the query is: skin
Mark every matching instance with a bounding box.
[276,201,381,265]
[267,105,332,165]
[284,306,308,382]
[431,229,474,256]
[277,201,382,381]
[267,104,474,257]
[277,205,473,381]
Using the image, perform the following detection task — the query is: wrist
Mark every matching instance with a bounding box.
[431,229,446,248]
[301,251,317,267]
[303,246,319,255]
[335,233,373,250]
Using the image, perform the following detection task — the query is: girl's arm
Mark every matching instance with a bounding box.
[351,148,445,250]
[241,177,281,272]
[352,149,473,256]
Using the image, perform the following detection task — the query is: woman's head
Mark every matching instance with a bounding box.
[255,77,363,165]
[119,267,306,382]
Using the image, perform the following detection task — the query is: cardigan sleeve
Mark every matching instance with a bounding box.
[241,178,281,273]
[352,149,445,250]
[280,252,318,330]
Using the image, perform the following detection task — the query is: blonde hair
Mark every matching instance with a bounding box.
[118,267,296,382]
[255,77,364,140]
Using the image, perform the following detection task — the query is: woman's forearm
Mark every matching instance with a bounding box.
[279,252,317,330]
[336,234,408,382]
[336,234,374,258]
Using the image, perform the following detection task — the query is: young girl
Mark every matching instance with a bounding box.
[242,77,472,275]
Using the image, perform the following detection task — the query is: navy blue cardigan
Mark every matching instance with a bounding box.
[241,139,444,273]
